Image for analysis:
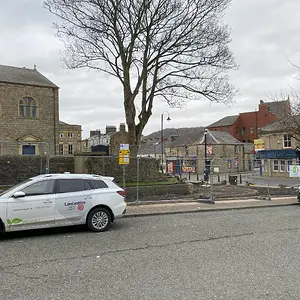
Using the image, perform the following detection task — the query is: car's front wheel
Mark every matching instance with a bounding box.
[87,207,112,232]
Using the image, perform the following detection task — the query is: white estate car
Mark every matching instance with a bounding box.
[0,173,126,235]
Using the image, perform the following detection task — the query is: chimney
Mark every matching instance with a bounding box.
[260,100,264,104]
[119,123,126,132]
[90,130,101,137]
[34,64,37,70]
[106,125,117,134]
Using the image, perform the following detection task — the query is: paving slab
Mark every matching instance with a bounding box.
[125,196,298,217]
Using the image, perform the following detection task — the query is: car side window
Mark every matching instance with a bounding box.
[21,180,55,196]
[89,180,108,189]
[57,179,92,193]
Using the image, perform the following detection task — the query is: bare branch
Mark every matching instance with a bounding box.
[44,0,237,152]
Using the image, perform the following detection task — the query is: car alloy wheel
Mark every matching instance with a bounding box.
[87,208,111,232]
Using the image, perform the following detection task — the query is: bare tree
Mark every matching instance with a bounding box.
[45,0,237,154]
[267,55,300,142]
[268,89,300,142]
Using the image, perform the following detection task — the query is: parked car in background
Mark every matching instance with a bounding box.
[0,173,126,235]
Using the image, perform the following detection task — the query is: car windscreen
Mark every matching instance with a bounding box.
[0,179,32,196]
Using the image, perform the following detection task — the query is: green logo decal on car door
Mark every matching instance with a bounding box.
[7,218,23,225]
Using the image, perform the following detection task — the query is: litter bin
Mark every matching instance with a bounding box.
[229,175,237,185]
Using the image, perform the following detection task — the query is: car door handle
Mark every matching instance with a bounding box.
[43,200,52,203]
[84,196,92,200]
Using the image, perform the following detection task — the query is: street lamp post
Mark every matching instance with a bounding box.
[161,111,171,173]
[204,128,207,166]
[204,129,210,182]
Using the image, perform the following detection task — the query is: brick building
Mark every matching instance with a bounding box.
[59,121,82,155]
[208,100,290,143]
[0,64,59,155]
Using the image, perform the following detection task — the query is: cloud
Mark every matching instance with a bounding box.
[0,0,300,138]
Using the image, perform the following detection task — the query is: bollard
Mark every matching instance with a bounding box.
[240,174,242,184]
[218,174,220,182]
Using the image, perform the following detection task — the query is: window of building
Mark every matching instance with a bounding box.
[280,160,286,172]
[250,127,254,134]
[185,146,189,155]
[283,134,291,148]
[235,127,239,135]
[263,160,269,172]
[68,144,73,154]
[226,127,229,133]
[19,97,37,118]
[59,133,64,138]
[68,133,73,138]
[59,144,64,155]
[241,127,246,136]
[273,160,279,171]
[234,145,238,154]
[288,160,293,172]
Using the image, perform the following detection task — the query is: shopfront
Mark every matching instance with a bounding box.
[256,149,299,177]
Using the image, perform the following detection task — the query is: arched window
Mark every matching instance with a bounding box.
[19,97,38,118]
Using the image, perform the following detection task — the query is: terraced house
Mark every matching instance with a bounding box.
[0,64,59,155]
[59,121,82,155]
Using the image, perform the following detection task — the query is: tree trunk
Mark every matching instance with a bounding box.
[123,89,139,157]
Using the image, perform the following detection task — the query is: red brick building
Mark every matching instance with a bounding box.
[208,100,290,142]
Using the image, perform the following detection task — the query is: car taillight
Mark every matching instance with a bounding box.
[117,190,125,197]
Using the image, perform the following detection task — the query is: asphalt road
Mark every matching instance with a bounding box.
[1,206,300,300]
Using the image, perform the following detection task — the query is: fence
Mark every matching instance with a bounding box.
[165,156,257,183]
[1,153,297,203]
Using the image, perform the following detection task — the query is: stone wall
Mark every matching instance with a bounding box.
[0,155,74,185]
[251,186,297,196]
[125,183,193,202]
[84,156,165,183]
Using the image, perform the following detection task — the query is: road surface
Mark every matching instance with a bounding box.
[1,206,300,299]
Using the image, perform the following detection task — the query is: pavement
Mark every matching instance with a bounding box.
[2,206,300,299]
[244,175,300,187]
[126,196,298,217]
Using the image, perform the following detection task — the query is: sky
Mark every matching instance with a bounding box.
[1,0,300,138]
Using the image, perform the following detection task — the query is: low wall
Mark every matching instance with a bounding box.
[251,186,297,196]
[125,183,193,202]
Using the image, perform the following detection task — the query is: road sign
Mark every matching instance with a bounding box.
[289,165,300,177]
[119,149,130,165]
[120,144,129,150]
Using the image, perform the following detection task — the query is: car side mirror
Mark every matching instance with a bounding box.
[12,191,26,198]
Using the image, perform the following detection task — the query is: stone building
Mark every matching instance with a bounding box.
[163,128,252,174]
[256,119,300,178]
[59,121,82,155]
[0,64,59,155]
[84,123,128,155]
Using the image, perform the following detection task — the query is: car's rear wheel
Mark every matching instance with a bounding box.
[0,220,5,239]
[87,207,112,232]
